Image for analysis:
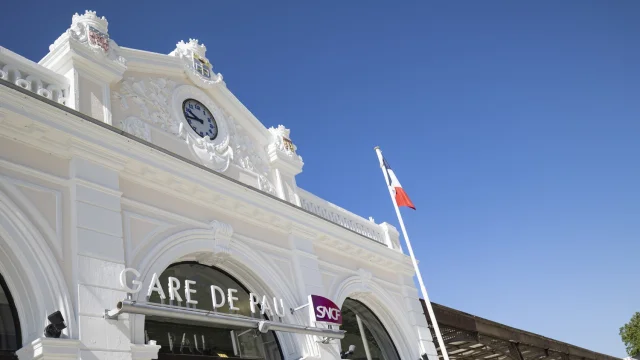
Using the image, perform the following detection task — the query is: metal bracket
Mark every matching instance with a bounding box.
[104,309,119,320]
[290,302,310,315]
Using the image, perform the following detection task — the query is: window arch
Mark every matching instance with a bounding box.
[0,273,20,360]
[144,262,283,360]
[340,298,400,360]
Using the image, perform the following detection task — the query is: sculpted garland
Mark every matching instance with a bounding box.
[112,77,179,135]
[120,116,151,142]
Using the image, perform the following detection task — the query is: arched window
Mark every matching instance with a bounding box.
[0,273,20,360]
[340,298,400,360]
[145,262,283,360]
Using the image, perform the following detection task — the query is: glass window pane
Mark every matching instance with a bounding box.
[340,298,400,360]
[145,262,283,360]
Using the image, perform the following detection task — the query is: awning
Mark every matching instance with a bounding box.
[105,300,345,340]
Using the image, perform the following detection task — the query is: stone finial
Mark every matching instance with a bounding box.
[170,38,222,86]
[269,124,291,139]
[176,39,207,59]
[71,10,108,34]
[268,125,301,161]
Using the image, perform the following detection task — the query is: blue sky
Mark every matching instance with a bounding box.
[1,0,638,357]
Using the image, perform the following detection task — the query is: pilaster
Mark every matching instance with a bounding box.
[39,10,126,124]
[380,222,402,251]
[68,148,131,359]
[287,226,341,359]
[267,125,304,204]
[400,276,438,360]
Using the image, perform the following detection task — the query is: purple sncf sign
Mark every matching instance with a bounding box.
[309,295,342,325]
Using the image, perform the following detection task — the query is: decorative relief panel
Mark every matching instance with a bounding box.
[119,116,151,142]
[113,77,276,194]
[194,220,234,266]
[227,118,276,195]
[112,77,179,134]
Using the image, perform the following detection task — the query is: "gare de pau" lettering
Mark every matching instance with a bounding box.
[119,268,287,317]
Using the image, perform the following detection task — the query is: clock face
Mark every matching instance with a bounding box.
[182,99,218,139]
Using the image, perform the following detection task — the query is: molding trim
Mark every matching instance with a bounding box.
[130,343,161,360]
[0,188,77,343]
[16,338,81,360]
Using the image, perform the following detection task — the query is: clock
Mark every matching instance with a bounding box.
[182,98,218,139]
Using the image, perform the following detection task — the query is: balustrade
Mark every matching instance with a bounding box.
[297,188,385,244]
[0,47,68,105]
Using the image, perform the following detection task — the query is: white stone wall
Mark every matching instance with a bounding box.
[0,9,437,360]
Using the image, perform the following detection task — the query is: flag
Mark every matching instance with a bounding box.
[381,156,416,210]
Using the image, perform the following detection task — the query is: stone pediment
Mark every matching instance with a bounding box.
[109,38,303,196]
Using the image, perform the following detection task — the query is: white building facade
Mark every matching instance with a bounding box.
[0,11,436,360]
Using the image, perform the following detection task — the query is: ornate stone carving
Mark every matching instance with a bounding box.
[114,79,276,190]
[357,268,373,292]
[349,292,372,302]
[51,10,126,65]
[195,252,230,267]
[226,117,277,195]
[178,122,233,172]
[211,220,233,241]
[194,220,234,266]
[120,116,151,142]
[112,77,180,134]
[268,125,303,162]
[169,39,222,89]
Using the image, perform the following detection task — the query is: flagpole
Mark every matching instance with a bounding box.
[374,146,450,360]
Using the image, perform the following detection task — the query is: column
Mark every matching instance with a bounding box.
[267,125,304,204]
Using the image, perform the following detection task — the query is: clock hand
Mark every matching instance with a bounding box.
[185,111,204,124]
[186,109,205,124]
[186,115,204,124]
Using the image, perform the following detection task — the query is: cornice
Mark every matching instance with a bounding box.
[118,47,184,76]
[40,37,126,84]
[213,84,272,142]
[69,138,128,171]
[267,144,305,175]
[0,79,411,271]
[208,85,272,148]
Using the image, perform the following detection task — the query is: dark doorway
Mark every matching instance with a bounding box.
[0,273,20,360]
